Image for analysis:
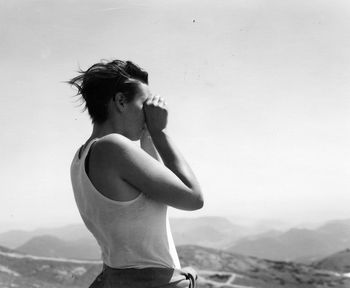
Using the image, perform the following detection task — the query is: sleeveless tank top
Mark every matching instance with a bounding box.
[70,138,181,269]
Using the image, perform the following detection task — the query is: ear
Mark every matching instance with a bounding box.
[113,92,127,112]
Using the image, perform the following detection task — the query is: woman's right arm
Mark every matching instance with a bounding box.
[150,130,203,209]
[95,134,203,210]
[142,94,203,210]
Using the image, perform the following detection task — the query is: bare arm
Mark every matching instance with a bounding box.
[143,94,203,209]
[140,126,202,208]
[140,129,161,161]
[150,131,202,201]
[94,134,203,210]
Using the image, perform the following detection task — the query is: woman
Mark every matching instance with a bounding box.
[68,60,203,288]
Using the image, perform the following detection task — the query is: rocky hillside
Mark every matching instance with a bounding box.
[0,245,101,288]
[178,245,350,288]
[313,249,350,273]
[1,245,350,288]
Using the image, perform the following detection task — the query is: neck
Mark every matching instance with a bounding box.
[89,118,127,141]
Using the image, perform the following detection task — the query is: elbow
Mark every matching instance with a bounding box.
[176,191,204,211]
[196,198,204,210]
[190,195,204,210]
[198,196,204,209]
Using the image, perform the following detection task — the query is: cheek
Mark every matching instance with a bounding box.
[139,112,145,127]
[133,108,144,126]
[138,105,145,122]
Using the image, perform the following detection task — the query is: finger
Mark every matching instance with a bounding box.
[152,94,160,105]
[146,95,154,105]
[159,98,166,108]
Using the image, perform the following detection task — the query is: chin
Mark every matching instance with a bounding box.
[131,131,143,141]
[137,131,144,140]
[129,136,140,142]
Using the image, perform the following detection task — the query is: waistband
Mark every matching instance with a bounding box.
[90,264,197,288]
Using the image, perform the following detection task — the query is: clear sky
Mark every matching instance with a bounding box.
[1,0,349,232]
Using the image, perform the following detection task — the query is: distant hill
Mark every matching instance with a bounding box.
[313,249,350,273]
[16,235,100,260]
[235,229,283,243]
[0,224,94,249]
[1,244,349,288]
[0,230,39,249]
[0,245,17,253]
[169,216,249,248]
[317,219,350,238]
[34,224,95,242]
[228,219,350,261]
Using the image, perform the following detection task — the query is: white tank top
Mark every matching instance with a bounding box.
[70,139,181,269]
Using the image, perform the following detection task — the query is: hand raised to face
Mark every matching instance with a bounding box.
[143,94,168,136]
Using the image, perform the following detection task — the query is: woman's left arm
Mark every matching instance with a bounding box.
[140,128,162,162]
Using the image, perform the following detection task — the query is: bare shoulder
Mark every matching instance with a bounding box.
[98,133,132,146]
[94,133,136,155]
[87,134,144,201]
[91,133,145,170]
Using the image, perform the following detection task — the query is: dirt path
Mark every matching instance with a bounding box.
[197,270,255,288]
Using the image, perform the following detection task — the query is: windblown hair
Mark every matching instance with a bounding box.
[68,60,148,124]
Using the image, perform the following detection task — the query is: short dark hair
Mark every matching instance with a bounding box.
[68,59,148,124]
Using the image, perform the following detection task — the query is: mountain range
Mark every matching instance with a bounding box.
[2,217,350,263]
[228,218,350,262]
[1,217,251,253]
[1,244,350,288]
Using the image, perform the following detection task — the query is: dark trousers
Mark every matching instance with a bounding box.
[89,264,197,288]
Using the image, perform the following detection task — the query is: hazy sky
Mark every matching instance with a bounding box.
[1,0,349,231]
